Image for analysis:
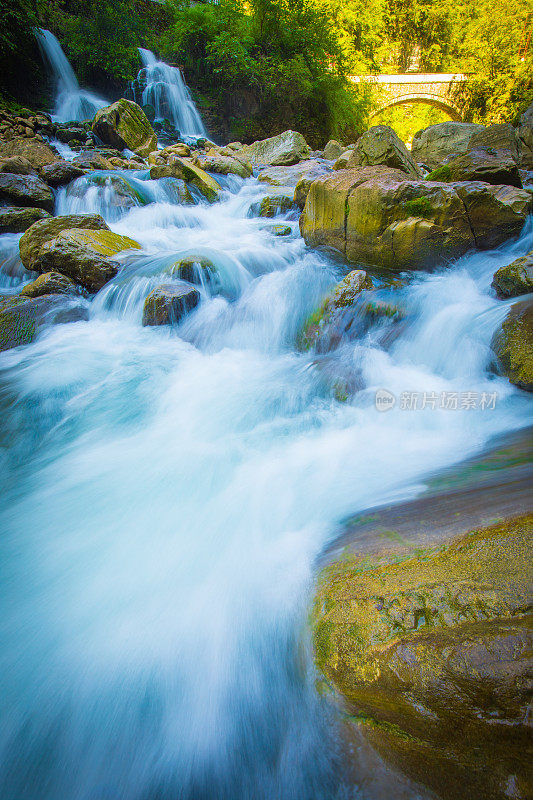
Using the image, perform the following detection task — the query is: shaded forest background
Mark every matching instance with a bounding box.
[1,0,532,146]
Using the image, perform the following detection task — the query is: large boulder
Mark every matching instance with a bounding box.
[0,206,51,234]
[492,251,533,298]
[39,160,85,188]
[469,123,521,163]
[346,126,420,177]
[142,282,200,326]
[0,156,35,175]
[293,162,333,208]
[196,151,252,179]
[429,147,522,188]
[149,157,221,202]
[300,169,532,271]
[19,213,110,271]
[257,160,328,188]
[411,122,485,169]
[517,101,533,167]
[34,229,141,292]
[238,130,310,166]
[313,515,533,800]
[20,271,77,298]
[492,297,533,391]
[92,99,158,158]
[323,140,345,160]
[0,173,54,212]
[0,137,60,169]
[0,294,88,351]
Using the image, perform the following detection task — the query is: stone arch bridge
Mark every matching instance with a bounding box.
[349,73,468,121]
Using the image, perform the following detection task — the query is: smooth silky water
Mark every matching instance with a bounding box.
[0,164,532,799]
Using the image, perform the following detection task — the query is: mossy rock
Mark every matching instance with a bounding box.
[19,213,109,271]
[0,294,88,351]
[92,99,158,158]
[492,297,533,391]
[0,206,51,234]
[168,256,216,285]
[0,173,54,212]
[150,157,220,202]
[19,271,76,298]
[142,282,200,326]
[492,251,533,298]
[257,195,293,218]
[313,515,533,800]
[272,225,291,236]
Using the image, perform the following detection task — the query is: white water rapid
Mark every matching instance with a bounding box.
[0,164,532,800]
[36,29,108,122]
[135,48,207,139]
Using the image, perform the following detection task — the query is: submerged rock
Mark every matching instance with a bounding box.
[492,251,533,298]
[19,213,110,271]
[492,297,533,391]
[346,126,420,178]
[238,130,311,166]
[20,271,77,298]
[0,173,54,212]
[0,206,51,234]
[411,122,485,169]
[313,515,533,800]
[92,99,158,158]
[35,229,141,292]
[142,282,200,326]
[0,294,88,351]
[257,195,293,217]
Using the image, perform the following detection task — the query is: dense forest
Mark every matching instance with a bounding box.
[1,0,532,145]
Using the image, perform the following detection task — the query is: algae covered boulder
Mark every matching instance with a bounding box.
[35,229,141,292]
[142,282,200,326]
[429,147,522,188]
[411,121,485,169]
[0,173,54,212]
[238,130,310,166]
[313,516,533,800]
[19,213,110,271]
[150,157,221,202]
[92,99,158,158]
[20,271,76,298]
[492,251,533,298]
[0,137,60,169]
[0,294,88,351]
[257,194,293,217]
[0,206,51,234]
[346,126,420,177]
[492,297,533,391]
[198,152,252,179]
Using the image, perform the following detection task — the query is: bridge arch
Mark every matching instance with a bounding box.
[370,94,462,121]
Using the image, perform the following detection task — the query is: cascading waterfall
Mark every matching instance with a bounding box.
[0,160,532,800]
[36,29,108,122]
[133,47,207,139]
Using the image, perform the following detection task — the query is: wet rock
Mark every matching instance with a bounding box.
[411,122,485,169]
[0,137,60,169]
[239,130,311,166]
[19,213,110,271]
[346,126,421,178]
[272,225,291,236]
[293,163,333,208]
[19,271,77,298]
[313,515,533,800]
[323,140,344,160]
[35,229,141,292]
[0,294,88,351]
[257,195,293,217]
[300,168,532,271]
[198,152,252,179]
[470,123,520,163]
[492,251,533,298]
[0,156,35,175]
[298,269,374,352]
[168,256,216,285]
[142,282,200,326]
[156,178,194,205]
[429,147,522,187]
[72,150,113,171]
[333,151,353,170]
[39,160,85,187]
[0,173,54,212]
[492,297,533,391]
[92,99,158,158]
[150,157,220,202]
[0,206,51,234]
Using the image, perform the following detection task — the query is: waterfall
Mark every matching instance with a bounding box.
[134,47,207,139]
[36,29,108,122]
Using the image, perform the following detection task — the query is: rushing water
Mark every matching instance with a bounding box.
[0,163,532,800]
[134,48,207,140]
[36,29,108,122]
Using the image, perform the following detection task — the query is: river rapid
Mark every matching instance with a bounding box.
[0,164,532,800]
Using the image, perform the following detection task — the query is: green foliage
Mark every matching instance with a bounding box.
[402,196,433,219]
[0,0,44,103]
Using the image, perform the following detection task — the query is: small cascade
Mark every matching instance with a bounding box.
[36,29,108,122]
[130,48,207,140]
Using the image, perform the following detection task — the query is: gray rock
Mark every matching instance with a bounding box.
[0,173,54,212]
[142,282,201,326]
